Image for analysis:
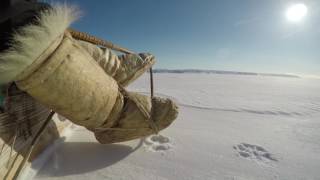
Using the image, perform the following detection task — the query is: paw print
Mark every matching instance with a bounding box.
[233,143,277,163]
[143,134,173,152]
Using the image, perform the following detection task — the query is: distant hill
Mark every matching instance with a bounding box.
[153,69,300,78]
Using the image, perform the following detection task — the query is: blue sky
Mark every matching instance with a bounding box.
[54,0,319,76]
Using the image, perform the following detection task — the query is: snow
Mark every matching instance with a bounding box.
[30,73,320,180]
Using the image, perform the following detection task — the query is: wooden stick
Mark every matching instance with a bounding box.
[68,28,135,54]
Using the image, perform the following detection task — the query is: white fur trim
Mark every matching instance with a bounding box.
[0,4,79,84]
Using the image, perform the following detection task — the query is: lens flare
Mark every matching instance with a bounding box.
[286,3,308,22]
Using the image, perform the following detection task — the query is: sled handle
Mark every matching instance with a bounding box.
[68,28,135,54]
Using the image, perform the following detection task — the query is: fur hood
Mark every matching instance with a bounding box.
[0,4,78,85]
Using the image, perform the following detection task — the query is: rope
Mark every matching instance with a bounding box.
[149,68,158,134]
[150,68,154,98]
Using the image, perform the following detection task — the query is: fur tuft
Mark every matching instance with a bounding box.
[0,4,79,85]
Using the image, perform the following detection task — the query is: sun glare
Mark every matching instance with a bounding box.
[286,3,308,22]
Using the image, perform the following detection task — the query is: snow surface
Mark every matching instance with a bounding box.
[30,73,320,180]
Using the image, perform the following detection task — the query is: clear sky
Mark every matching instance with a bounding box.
[54,0,319,76]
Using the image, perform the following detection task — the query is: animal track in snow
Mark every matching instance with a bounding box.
[143,134,173,152]
[233,143,278,163]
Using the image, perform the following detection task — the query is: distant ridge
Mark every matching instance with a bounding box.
[153,69,300,78]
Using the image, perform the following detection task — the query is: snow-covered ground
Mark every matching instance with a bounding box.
[31,73,320,180]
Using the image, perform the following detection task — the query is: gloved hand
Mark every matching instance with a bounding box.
[78,40,155,87]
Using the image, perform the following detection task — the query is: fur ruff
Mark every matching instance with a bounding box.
[0,4,79,85]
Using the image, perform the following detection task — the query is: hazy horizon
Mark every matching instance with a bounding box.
[152,68,320,79]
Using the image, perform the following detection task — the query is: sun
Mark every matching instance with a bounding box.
[286,3,308,22]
